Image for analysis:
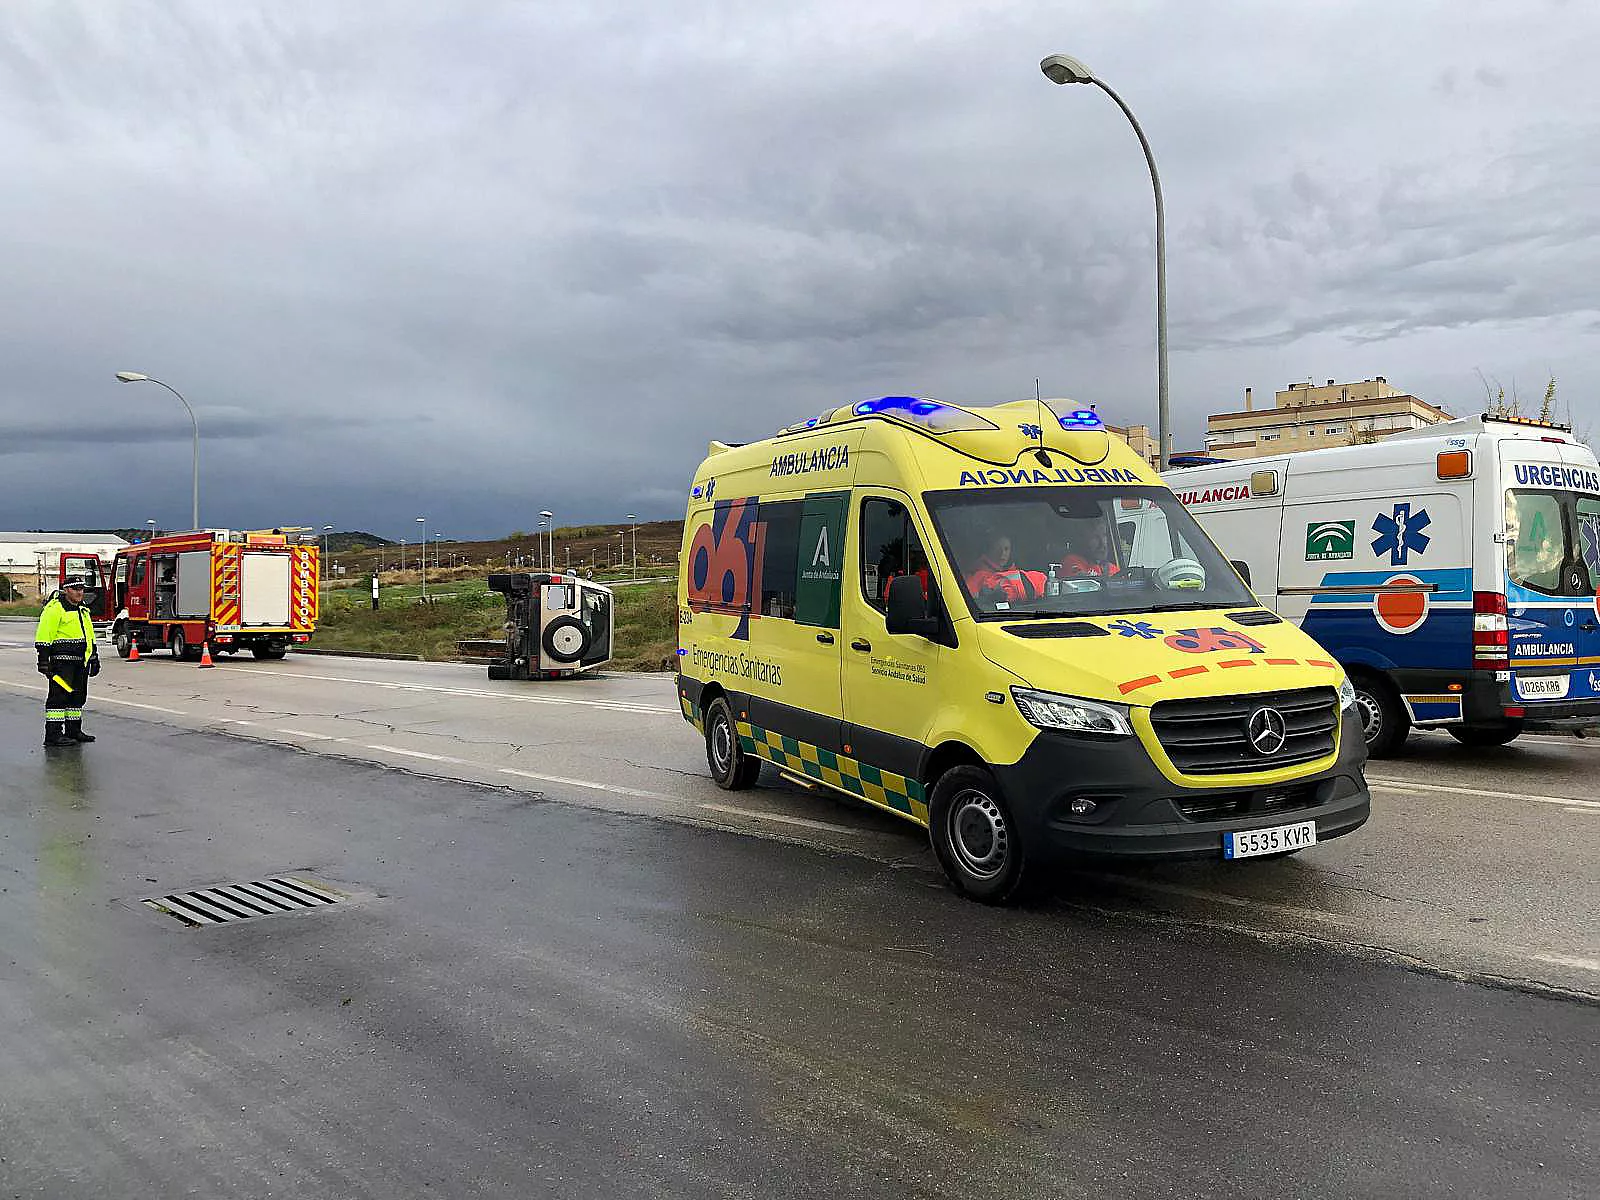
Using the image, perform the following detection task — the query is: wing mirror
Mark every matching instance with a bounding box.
[1230,559,1252,587]
[885,575,940,639]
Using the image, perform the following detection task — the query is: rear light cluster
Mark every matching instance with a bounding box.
[1473,591,1508,671]
[292,634,310,643]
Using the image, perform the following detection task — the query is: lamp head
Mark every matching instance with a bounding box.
[115,371,149,383]
[1041,54,1095,85]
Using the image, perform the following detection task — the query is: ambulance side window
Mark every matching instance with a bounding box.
[860,498,927,612]
[759,500,803,619]
[1506,491,1564,595]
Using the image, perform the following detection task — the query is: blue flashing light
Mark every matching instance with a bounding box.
[855,395,939,418]
[848,395,997,433]
[1058,409,1103,430]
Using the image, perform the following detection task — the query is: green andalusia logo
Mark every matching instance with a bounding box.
[1306,520,1355,560]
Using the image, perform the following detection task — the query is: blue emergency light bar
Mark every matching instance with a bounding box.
[1058,409,1103,430]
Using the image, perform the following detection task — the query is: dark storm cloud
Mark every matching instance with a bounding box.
[2,0,1598,536]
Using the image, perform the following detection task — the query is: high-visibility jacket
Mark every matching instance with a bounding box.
[35,596,97,665]
[1059,554,1121,578]
[965,557,1048,603]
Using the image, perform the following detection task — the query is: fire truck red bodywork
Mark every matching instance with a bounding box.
[61,532,319,661]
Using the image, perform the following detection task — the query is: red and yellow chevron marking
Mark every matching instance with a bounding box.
[212,543,243,626]
[291,546,319,630]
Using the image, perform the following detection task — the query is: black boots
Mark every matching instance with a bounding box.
[43,721,75,748]
[65,719,95,744]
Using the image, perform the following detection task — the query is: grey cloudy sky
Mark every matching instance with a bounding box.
[4,0,1598,540]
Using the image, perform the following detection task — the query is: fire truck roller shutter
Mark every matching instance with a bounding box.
[241,553,292,626]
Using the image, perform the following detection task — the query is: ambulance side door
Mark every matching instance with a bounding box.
[841,492,943,817]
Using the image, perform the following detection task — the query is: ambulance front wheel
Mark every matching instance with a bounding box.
[705,697,759,790]
[1351,672,1408,757]
[928,765,1033,905]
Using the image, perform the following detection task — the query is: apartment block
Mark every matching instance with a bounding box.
[1204,377,1451,459]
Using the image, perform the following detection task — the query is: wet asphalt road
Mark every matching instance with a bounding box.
[0,695,1595,1199]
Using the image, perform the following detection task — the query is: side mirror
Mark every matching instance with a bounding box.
[1230,559,1252,587]
[885,575,939,638]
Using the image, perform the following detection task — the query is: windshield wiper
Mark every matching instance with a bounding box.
[1145,600,1226,613]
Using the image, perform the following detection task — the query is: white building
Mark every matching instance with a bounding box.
[0,532,129,599]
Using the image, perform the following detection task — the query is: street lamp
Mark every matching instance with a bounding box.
[539,510,554,572]
[1039,53,1170,469]
[416,516,427,599]
[116,372,201,529]
[145,518,156,541]
[626,514,638,579]
[321,525,334,588]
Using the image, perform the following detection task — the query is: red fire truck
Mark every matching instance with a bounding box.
[57,530,319,660]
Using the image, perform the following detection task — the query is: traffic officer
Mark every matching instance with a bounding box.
[35,576,100,747]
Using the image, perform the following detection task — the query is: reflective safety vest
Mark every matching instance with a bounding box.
[965,557,1048,602]
[35,596,96,664]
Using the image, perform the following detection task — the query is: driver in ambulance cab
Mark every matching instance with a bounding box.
[1059,526,1121,578]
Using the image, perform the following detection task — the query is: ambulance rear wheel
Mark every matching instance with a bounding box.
[929,765,1032,905]
[1448,721,1522,748]
[705,697,759,790]
[1351,672,1408,758]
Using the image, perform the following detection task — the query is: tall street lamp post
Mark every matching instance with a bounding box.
[539,510,554,572]
[145,518,156,541]
[416,516,427,600]
[116,372,201,529]
[321,525,333,589]
[1039,54,1170,468]
[626,514,637,579]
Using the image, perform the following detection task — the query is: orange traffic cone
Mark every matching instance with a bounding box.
[127,638,140,663]
[198,642,215,669]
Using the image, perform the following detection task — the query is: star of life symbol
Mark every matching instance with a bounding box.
[1372,503,1431,566]
[1018,423,1043,439]
[1108,619,1162,639]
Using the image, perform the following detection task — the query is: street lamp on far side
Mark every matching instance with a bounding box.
[1039,53,1170,469]
[416,516,427,600]
[116,371,201,530]
[539,510,554,572]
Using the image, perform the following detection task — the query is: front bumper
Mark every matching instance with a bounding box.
[992,710,1371,862]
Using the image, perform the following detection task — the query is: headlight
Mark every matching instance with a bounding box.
[1011,687,1133,737]
[1338,677,1356,711]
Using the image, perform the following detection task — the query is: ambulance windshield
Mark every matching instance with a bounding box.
[925,486,1254,619]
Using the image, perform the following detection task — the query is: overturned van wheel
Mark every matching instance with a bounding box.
[542,617,590,663]
[928,765,1032,904]
[704,697,759,790]
[1351,673,1409,758]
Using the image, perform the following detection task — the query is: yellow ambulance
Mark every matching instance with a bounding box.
[677,395,1370,902]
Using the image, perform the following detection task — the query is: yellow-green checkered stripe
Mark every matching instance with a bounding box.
[679,694,704,732]
[737,721,927,821]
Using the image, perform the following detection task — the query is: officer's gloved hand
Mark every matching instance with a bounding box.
[88,654,101,678]
[36,653,50,676]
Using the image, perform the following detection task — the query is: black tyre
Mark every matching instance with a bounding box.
[704,696,759,790]
[542,616,591,663]
[1350,672,1409,757]
[928,764,1033,904]
[114,628,132,659]
[170,629,199,661]
[252,645,288,661]
[1448,722,1523,748]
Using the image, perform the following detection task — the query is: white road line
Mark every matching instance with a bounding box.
[496,767,680,802]
[214,667,676,715]
[1370,777,1600,810]
[275,728,335,740]
[365,744,462,763]
[697,802,863,835]
[98,697,188,716]
[1532,953,1600,972]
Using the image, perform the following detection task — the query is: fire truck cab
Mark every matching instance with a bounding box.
[63,530,319,661]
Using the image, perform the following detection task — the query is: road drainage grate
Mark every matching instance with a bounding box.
[142,876,345,927]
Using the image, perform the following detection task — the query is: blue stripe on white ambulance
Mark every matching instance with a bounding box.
[1301,567,1473,672]
[1504,578,1600,703]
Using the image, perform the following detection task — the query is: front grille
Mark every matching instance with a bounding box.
[1174,780,1322,820]
[1150,687,1338,776]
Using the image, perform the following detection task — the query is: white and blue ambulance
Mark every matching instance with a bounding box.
[1162,414,1600,755]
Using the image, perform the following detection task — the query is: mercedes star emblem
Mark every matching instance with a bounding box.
[1247,706,1288,756]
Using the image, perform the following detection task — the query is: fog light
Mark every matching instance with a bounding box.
[1069,797,1097,816]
